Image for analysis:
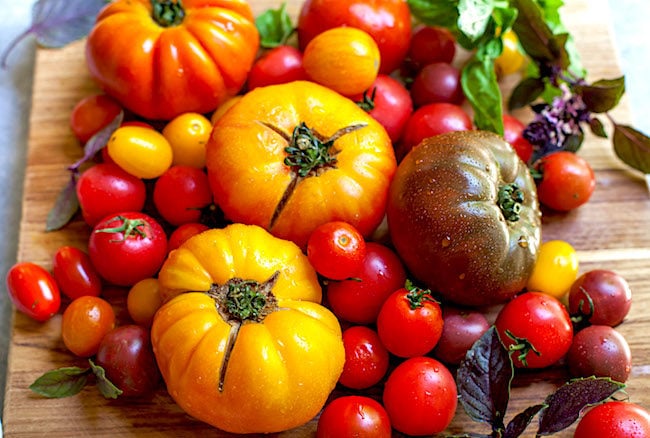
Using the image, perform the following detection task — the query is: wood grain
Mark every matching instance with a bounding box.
[4,0,650,436]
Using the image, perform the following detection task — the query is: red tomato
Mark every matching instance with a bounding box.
[88,212,168,287]
[307,221,366,280]
[247,45,308,90]
[167,222,210,253]
[338,325,389,389]
[405,25,456,70]
[52,246,102,300]
[567,325,632,382]
[152,166,213,226]
[326,242,406,324]
[433,306,490,365]
[61,296,116,357]
[568,269,632,327]
[70,93,122,144]
[535,151,596,211]
[297,0,412,74]
[410,62,463,107]
[495,291,573,369]
[5,262,61,322]
[376,282,444,357]
[316,396,392,438]
[575,401,650,438]
[382,356,457,436]
[503,114,534,163]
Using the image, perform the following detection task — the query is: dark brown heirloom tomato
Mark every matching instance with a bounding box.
[386,131,542,306]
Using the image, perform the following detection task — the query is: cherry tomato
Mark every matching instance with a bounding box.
[167,222,210,253]
[107,125,173,179]
[567,325,632,382]
[568,269,632,327]
[503,114,534,163]
[316,396,392,438]
[76,162,147,227]
[61,296,116,357]
[495,30,526,77]
[575,401,650,438]
[210,96,243,125]
[127,278,163,327]
[70,93,122,144]
[526,239,579,299]
[162,112,212,169]
[338,325,389,390]
[376,281,444,358]
[326,242,406,324]
[307,221,366,280]
[88,212,168,287]
[247,45,308,90]
[433,306,491,365]
[405,25,456,71]
[535,151,596,211]
[382,356,457,436]
[410,62,463,107]
[52,246,102,300]
[152,166,213,226]
[495,291,573,369]
[5,262,61,322]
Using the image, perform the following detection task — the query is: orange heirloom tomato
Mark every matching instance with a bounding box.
[152,223,344,433]
[206,81,396,249]
[85,0,259,120]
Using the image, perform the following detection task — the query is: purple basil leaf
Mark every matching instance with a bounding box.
[589,117,608,138]
[536,377,625,435]
[508,77,546,110]
[69,111,124,171]
[511,0,556,62]
[613,123,650,174]
[45,174,79,232]
[504,404,545,438]
[575,77,625,113]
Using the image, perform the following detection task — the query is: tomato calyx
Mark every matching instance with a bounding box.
[404,280,437,310]
[497,183,525,222]
[94,215,149,242]
[355,87,378,112]
[151,0,186,28]
[503,329,541,367]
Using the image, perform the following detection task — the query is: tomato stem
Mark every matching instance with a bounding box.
[404,279,437,309]
[355,87,377,112]
[503,329,541,368]
[497,183,525,222]
[93,215,148,241]
[151,0,185,27]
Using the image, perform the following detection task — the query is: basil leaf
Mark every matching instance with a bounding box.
[511,0,557,62]
[575,77,626,114]
[457,0,494,43]
[255,3,294,48]
[46,175,80,232]
[589,117,608,138]
[461,55,504,135]
[504,404,545,438]
[407,0,460,29]
[508,76,546,110]
[89,359,123,399]
[29,366,91,398]
[613,123,650,174]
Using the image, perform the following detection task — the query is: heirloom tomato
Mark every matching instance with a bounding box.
[85,0,259,120]
[206,81,396,249]
[152,223,344,433]
[387,131,541,306]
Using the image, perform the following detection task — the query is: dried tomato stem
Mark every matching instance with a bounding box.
[497,183,524,222]
[151,0,185,27]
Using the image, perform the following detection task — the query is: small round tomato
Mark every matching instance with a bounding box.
[382,356,457,436]
[433,306,491,365]
[210,96,243,125]
[410,62,463,107]
[162,112,212,169]
[338,325,389,390]
[61,296,116,357]
[503,114,534,163]
[107,125,173,179]
[307,221,366,280]
[527,239,579,299]
[495,30,526,77]
[567,325,631,382]
[152,166,213,226]
[6,262,61,322]
[326,242,406,324]
[167,222,210,253]
[88,212,168,287]
[535,151,596,211]
[376,281,444,358]
[575,402,650,438]
[127,278,163,328]
[70,93,122,144]
[405,25,456,70]
[317,396,392,438]
[568,269,632,327]
[495,291,573,369]
[303,27,380,96]
[52,246,102,300]
[247,45,308,90]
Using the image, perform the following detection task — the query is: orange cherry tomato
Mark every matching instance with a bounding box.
[162,112,212,168]
[61,296,116,357]
[70,94,122,144]
[127,278,163,327]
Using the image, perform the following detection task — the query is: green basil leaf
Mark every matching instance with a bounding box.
[46,175,79,232]
[575,76,626,114]
[457,0,494,43]
[29,366,91,398]
[89,359,123,399]
[255,3,294,48]
[589,117,608,138]
[407,0,460,29]
[461,56,504,135]
[613,123,650,174]
[508,76,546,110]
[511,0,557,62]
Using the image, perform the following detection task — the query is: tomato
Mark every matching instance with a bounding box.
[297,0,411,74]
[433,306,490,365]
[495,291,573,369]
[351,74,413,143]
[167,222,210,253]
[307,221,366,280]
[527,239,579,299]
[61,296,116,357]
[247,45,308,90]
[316,396,392,438]
[495,30,526,77]
[152,223,344,433]
[503,113,534,163]
[535,151,596,211]
[127,278,163,327]
[575,401,650,437]
[162,112,212,169]
[338,325,389,390]
[52,246,102,300]
[76,162,147,227]
[69,93,123,144]
[567,325,631,382]
[405,25,456,71]
[376,281,444,358]
[88,212,168,287]
[568,269,632,327]
[410,62,463,107]
[86,0,259,120]
[5,262,61,322]
[95,325,161,397]
[107,125,173,179]
[302,27,380,96]
[382,356,457,436]
[210,96,243,125]
[388,131,542,306]
[152,166,213,226]
[326,242,406,324]
[206,80,396,249]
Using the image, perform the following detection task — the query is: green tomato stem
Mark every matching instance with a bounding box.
[151,0,185,27]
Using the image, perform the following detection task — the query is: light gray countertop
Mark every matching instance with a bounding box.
[0,0,648,431]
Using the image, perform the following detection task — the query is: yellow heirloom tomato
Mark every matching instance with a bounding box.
[152,223,344,434]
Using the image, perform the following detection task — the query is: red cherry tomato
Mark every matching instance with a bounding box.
[6,262,61,322]
[406,25,456,70]
[307,221,366,280]
[575,401,650,438]
[410,62,463,107]
[568,269,632,327]
[247,45,308,90]
[152,166,213,226]
[535,151,596,211]
[316,396,392,438]
[70,93,122,144]
[338,325,389,389]
[433,306,490,365]
[567,324,632,382]
[503,114,534,163]
[52,246,102,300]
[167,222,210,253]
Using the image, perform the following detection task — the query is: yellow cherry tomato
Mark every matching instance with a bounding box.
[107,125,173,179]
[162,112,212,168]
[210,95,243,125]
[495,30,526,76]
[527,240,579,299]
[127,278,163,327]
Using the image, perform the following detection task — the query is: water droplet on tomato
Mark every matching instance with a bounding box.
[441,236,451,248]
[517,236,528,248]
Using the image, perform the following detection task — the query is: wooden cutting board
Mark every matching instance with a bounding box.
[4,0,650,436]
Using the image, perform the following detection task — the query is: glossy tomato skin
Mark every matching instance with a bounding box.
[433,306,490,365]
[61,296,116,357]
[338,325,389,389]
[406,25,456,70]
[503,114,534,163]
[527,239,579,299]
[574,401,650,438]
[167,222,210,253]
[6,262,61,322]
[86,0,259,120]
[153,166,213,226]
[316,396,392,438]
[127,278,163,327]
[307,221,366,280]
[162,112,212,169]
[107,125,173,179]
[247,45,308,90]
[410,62,463,107]
[536,151,596,211]
[568,269,632,327]
[70,93,123,144]
[297,0,412,74]
[567,325,631,382]
[52,246,102,300]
